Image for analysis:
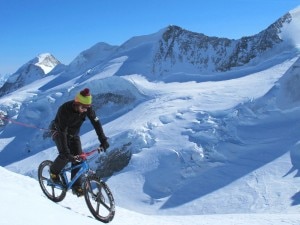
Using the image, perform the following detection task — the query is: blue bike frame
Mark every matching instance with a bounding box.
[60,161,89,190]
[47,160,89,190]
[47,148,99,190]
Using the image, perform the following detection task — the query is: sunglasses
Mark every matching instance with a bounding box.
[78,104,90,110]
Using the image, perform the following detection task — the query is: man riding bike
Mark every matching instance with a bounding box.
[49,88,109,196]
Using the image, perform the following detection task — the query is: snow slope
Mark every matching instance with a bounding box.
[2,7,300,224]
[2,53,300,224]
[1,167,299,225]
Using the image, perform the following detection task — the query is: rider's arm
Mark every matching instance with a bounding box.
[86,107,108,145]
[54,104,71,155]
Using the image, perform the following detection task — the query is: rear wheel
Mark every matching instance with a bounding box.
[83,176,115,223]
[38,160,66,202]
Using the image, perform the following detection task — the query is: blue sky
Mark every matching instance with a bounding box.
[0,0,300,75]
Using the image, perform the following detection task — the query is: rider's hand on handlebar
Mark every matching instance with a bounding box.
[69,155,81,163]
[97,146,106,153]
[74,155,81,162]
[100,140,109,152]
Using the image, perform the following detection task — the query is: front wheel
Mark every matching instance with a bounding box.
[38,160,66,202]
[83,176,115,223]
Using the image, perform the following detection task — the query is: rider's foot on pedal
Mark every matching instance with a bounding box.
[72,186,84,197]
[50,172,61,184]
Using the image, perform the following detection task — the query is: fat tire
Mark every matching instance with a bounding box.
[83,176,115,223]
[38,160,67,202]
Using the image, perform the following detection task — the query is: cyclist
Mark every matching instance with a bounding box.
[49,88,109,196]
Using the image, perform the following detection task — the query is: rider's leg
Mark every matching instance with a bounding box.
[69,136,84,196]
[50,133,70,179]
[69,136,83,187]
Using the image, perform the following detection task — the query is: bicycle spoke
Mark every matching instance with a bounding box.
[96,203,100,214]
[41,176,48,181]
[38,160,66,202]
[99,200,111,210]
[84,177,115,222]
[51,186,55,196]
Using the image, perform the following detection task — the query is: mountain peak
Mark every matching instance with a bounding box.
[281,6,300,47]
[0,53,61,96]
[34,53,61,74]
[289,5,300,15]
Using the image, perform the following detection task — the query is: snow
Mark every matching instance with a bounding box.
[34,53,58,74]
[281,6,300,48]
[2,163,299,225]
[2,8,300,225]
[0,73,10,88]
[2,54,300,224]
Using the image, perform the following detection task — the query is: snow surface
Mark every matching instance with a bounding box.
[1,54,300,224]
[2,7,300,224]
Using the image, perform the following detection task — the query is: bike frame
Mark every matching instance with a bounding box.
[60,161,89,190]
[50,149,98,190]
[39,147,115,222]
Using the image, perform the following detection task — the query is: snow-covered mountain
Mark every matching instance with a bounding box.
[0,73,10,88]
[1,6,300,225]
[72,7,299,81]
[0,53,60,97]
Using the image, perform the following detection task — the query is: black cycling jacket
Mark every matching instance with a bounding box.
[51,100,107,147]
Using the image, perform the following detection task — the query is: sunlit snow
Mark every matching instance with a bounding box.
[1,7,300,225]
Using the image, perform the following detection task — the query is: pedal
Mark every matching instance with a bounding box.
[72,189,84,197]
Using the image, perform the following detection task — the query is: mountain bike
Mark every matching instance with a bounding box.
[38,148,115,223]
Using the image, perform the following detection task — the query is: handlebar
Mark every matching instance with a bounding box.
[78,147,104,161]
